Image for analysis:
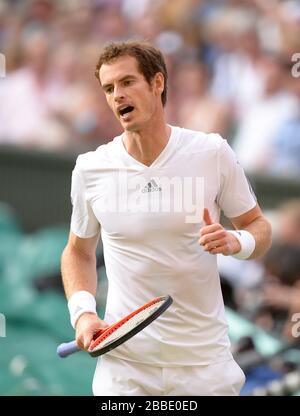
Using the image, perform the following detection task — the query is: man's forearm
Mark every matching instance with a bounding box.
[244,216,272,259]
[61,246,98,299]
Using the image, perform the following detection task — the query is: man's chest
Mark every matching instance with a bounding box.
[86,153,220,237]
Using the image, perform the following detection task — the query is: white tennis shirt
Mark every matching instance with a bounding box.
[70,126,256,366]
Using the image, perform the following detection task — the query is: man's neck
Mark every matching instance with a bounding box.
[123,121,171,167]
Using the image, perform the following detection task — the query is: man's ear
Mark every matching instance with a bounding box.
[153,72,164,96]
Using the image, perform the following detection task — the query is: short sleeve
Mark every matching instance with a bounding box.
[70,164,100,238]
[217,140,257,218]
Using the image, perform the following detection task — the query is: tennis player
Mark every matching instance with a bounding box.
[61,40,272,396]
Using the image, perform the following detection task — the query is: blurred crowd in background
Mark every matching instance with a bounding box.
[0,0,300,176]
[0,0,300,395]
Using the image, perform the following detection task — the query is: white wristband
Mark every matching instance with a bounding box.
[68,290,97,329]
[227,230,256,260]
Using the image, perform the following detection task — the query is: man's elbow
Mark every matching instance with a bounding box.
[263,217,273,253]
[251,217,273,259]
[62,243,95,264]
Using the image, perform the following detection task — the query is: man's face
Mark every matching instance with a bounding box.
[99,55,163,131]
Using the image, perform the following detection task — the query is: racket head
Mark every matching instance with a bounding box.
[88,295,173,357]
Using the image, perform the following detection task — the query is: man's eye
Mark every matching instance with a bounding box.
[124,80,132,86]
[106,87,113,94]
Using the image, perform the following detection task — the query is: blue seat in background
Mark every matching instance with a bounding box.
[0,202,23,276]
[0,323,95,396]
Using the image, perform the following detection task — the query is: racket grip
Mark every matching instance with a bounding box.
[57,340,80,357]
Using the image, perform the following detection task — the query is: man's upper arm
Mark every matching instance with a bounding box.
[229,204,264,229]
[67,231,100,259]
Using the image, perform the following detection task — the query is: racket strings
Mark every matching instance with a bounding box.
[93,317,131,342]
[90,300,164,351]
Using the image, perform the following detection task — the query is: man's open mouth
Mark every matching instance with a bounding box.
[119,106,134,117]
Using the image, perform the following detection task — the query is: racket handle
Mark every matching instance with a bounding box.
[57,340,80,357]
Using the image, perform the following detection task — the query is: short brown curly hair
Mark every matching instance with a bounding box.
[95,40,168,106]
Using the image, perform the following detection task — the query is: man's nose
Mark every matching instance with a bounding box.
[114,86,125,102]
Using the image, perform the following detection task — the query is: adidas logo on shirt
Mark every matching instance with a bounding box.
[141,179,162,193]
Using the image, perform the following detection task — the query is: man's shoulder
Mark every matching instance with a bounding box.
[177,126,226,152]
[75,136,120,169]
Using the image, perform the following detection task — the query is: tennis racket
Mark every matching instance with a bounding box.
[57,295,173,358]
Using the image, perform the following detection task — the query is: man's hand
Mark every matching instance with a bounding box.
[198,208,241,255]
[75,313,109,350]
